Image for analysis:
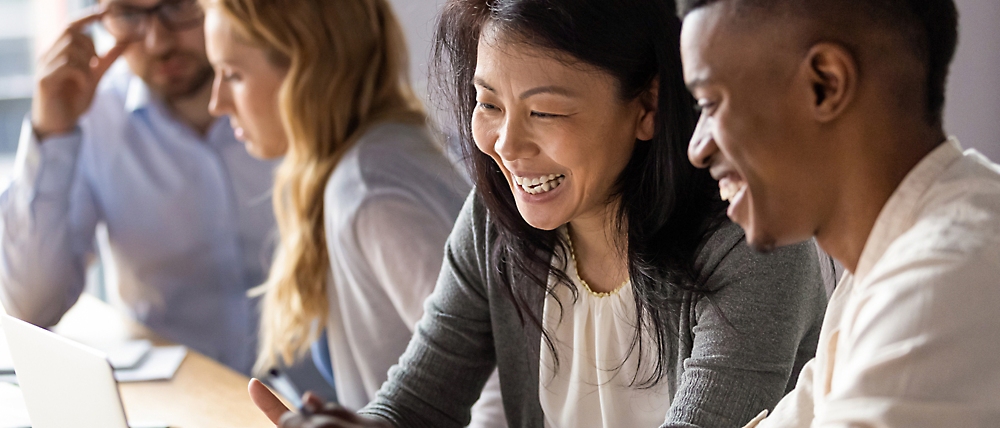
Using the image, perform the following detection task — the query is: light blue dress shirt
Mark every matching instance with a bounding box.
[0,65,277,374]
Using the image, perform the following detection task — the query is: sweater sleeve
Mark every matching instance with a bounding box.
[664,224,827,428]
[360,193,498,428]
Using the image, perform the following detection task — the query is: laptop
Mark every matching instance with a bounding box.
[1,313,165,428]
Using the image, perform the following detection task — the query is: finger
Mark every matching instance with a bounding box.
[43,57,92,87]
[302,391,326,412]
[69,31,98,55]
[249,378,290,424]
[93,42,129,77]
[39,33,77,67]
[66,8,106,33]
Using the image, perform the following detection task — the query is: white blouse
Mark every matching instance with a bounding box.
[539,231,671,428]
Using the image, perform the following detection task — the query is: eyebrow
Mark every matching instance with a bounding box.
[473,78,579,100]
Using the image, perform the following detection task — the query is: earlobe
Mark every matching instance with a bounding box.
[636,79,659,141]
[805,43,857,122]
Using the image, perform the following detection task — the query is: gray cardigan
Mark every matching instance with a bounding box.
[361,194,827,427]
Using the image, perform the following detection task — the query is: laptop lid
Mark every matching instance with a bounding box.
[1,314,129,428]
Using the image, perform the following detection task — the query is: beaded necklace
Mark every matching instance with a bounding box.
[565,231,629,298]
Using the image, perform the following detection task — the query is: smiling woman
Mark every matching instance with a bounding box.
[265,0,830,428]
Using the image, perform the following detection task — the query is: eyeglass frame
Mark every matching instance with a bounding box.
[100,0,205,42]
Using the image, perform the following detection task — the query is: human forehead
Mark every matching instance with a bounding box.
[682,4,801,91]
[204,9,255,61]
[102,0,169,9]
[473,35,614,96]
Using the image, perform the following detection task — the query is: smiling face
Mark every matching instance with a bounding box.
[681,4,836,251]
[472,33,655,231]
[204,9,288,159]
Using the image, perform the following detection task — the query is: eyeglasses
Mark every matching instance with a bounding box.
[101,0,205,42]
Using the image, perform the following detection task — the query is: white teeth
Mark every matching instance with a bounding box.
[513,173,565,195]
[719,181,745,202]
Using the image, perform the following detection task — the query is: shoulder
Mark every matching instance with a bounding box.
[695,221,826,311]
[326,122,469,205]
[869,159,1000,297]
[322,122,472,234]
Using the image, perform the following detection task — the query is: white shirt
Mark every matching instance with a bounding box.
[751,138,1000,427]
[540,230,671,428]
[321,122,505,427]
[0,66,277,374]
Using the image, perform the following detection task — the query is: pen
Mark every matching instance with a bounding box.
[267,367,311,415]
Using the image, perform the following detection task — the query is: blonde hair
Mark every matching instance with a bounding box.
[200,0,425,373]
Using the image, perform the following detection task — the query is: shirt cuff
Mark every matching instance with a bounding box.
[15,116,83,199]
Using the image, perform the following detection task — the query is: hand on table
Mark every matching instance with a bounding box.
[32,9,129,140]
[249,378,393,428]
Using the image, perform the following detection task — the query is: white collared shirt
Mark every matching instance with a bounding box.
[753,138,1000,427]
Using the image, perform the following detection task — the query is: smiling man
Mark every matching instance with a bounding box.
[681,0,1000,426]
[0,0,276,374]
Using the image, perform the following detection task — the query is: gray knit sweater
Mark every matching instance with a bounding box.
[361,194,827,427]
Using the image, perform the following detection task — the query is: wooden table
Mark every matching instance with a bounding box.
[31,295,274,427]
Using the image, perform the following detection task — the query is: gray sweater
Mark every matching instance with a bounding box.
[362,194,828,428]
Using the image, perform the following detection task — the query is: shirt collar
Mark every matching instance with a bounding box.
[124,75,153,113]
[853,137,964,282]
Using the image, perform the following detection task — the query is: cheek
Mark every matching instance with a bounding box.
[470,112,497,155]
[177,26,209,57]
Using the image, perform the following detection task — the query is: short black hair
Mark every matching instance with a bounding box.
[682,0,959,127]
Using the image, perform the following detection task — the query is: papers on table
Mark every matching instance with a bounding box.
[1,327,187,384]
[105,339,155,370]
[114,345,187,383]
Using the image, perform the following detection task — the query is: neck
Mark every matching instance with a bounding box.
[164,80,215,136]
[814,118,944,273]
[567,202,628,293]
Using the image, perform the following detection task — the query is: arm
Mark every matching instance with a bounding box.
[358,194,499,428]
[353,195,452,330]
[0,120,100,326]
[665,228,827,428]
[0,12,124,325]
[353,196,507,428]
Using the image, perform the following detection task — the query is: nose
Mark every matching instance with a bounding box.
[494,115,538,161]
[687,114,718,169]
[208,74,231,117]
[143,14,175,54]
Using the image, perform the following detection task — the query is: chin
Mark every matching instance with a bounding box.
[738,217,780,253]
[744,219,817,253]
[515,206,564,231]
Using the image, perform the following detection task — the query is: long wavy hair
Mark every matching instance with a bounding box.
[200,0,425,373]
[433,0,728,386]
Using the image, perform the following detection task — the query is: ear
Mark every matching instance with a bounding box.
[635,78,659,142]
[804,43,857,122]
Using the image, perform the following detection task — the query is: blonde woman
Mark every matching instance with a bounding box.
[199,0,505,425]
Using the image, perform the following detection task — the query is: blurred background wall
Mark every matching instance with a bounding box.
[944,0,1000,160]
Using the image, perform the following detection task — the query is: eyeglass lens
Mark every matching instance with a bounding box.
[101,0,204,42]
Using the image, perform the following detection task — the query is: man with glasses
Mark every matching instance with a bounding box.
[0,0,276,374]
